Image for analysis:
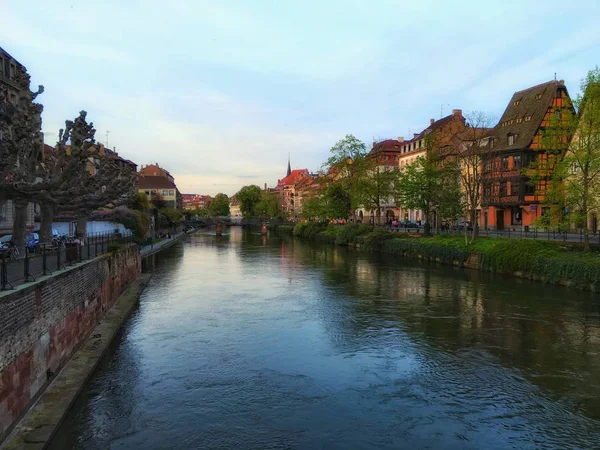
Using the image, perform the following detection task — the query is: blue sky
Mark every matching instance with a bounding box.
[2,0,599,196]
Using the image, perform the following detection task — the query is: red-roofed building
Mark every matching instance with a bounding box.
[182,194,212,210]
[276,168,312,217]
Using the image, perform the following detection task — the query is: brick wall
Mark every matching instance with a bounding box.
[0,244,141,440]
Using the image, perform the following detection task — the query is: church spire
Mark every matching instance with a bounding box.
[286,153,291,177]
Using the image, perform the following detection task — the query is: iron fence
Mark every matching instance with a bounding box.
[385,225,600,244]
[0,231,134,291]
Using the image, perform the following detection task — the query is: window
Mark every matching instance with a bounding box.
[500,181,508,196]
[508,134,515,146]
[513,155,521,170]
[516,118,522,123]
[554,110,561,120]
[383,155,389,162]
[541,207,550,216]
[489,138,495,149]
[513,100,521,106]
[535,93,543,100]
[169,190,175,195]
[162,189,168,196]
[526,153,537,166]
[484,185,492,198]
[393,155,398,161]
[524,115,532,122]
[502,156,509,170]
[511,182,520,196]
[524,182,535,195]
[484,160,492,172]
[10,64,16,78]
[9,93,17,104]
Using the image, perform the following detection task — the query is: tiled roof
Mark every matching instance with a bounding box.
[138,176,176,190]
[278,169,309,187]
[490,79,567,152]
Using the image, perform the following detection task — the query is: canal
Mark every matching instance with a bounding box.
[48,228,600,449]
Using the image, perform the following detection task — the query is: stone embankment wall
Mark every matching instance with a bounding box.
[0,245,141,441]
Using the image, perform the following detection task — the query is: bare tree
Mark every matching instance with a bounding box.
[447,111,495,243]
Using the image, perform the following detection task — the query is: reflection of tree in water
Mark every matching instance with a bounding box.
[277,237,600,420]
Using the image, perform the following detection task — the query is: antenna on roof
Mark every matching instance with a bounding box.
[554,72,557,81]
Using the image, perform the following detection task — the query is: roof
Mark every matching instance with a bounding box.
[490,79,567,152]
[0,46,25,69]
[138,176,176,190]
[277,169,309,187]
[140,163,172,177]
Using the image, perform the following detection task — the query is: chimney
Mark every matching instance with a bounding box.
[264,183,267,191]
[430,118,435,125]
[558,79,565,86]
[413,133,419,138]
[452,109,463,117]
[397,137,404,143]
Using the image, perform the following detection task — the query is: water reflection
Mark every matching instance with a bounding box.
[49,228,600,449]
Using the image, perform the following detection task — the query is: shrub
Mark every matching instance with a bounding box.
[359,230,397,252]
[480,240,558,273]
[108,242,124,253]
[335,224,372,245]
[276,225,294,235]
[381,238,471,264]
[293,221,327,238]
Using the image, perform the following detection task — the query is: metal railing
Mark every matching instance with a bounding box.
[0,231,134,291]
[385,225,600,244]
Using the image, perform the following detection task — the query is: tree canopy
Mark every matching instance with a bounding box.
[209,193,230,216]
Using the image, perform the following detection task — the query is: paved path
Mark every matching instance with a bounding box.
[140,232,186,258]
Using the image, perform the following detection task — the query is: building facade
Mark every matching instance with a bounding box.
[481,80,570,230]
[396,109,466,224]
[139,163,182,210]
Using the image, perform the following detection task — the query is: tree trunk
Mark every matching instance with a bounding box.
[12,199,29,248]
[469,209,478,244]
[39,203,54,244]
[423,212,432,236]
[76,215,88,239]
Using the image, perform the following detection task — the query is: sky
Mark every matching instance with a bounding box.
[2,0,599,196]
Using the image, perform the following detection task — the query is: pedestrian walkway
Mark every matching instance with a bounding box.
[140,232,186,258]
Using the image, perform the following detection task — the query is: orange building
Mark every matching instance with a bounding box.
[481,80,571,230]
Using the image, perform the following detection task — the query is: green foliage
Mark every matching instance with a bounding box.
[359,229,398,252]
[356,159,398,223]
[275,224,294,235]
[326,134,368,168]
[115,208,151,243]
[160,207,183,227]
[236,185,263,217]
[255,191,282,218]
[129,192,150,211]
[396,151,461,234]
[209,193,230,216]
[380,237,472,265]
[334,223,371,245]
[292,221,327,238]
[150,192,167,209]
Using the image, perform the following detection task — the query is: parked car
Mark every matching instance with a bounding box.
[26,232,40,251]
[452,221,473,231]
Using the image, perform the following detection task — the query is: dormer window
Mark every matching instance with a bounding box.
[535,93,543,100]
[508,134,516,146]
[513,100,521,106]
[524,115,532,122]
[516,118,522,123]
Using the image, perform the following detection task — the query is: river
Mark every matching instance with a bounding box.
[48,228,600,449]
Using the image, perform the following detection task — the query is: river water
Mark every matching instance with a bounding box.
[48,228,600,449]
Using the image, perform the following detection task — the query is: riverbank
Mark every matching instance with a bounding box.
[1,274,151,450]
[140,231,187,258]
[272,223,600,292]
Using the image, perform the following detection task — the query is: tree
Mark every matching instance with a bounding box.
[534,68,600,250]
[446,111,495,243]
[395,151,460,236]
[129,192,151,211]
[301,196,325,219]
[322,182,352,219]
[159,207,183,230]
[150,192,167,209]
[209,193,230,216]
[356,157,398,225]
[0,69,45,246]
[255,191,281,218]
[325,134,368,220]
[236,185,263,217]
